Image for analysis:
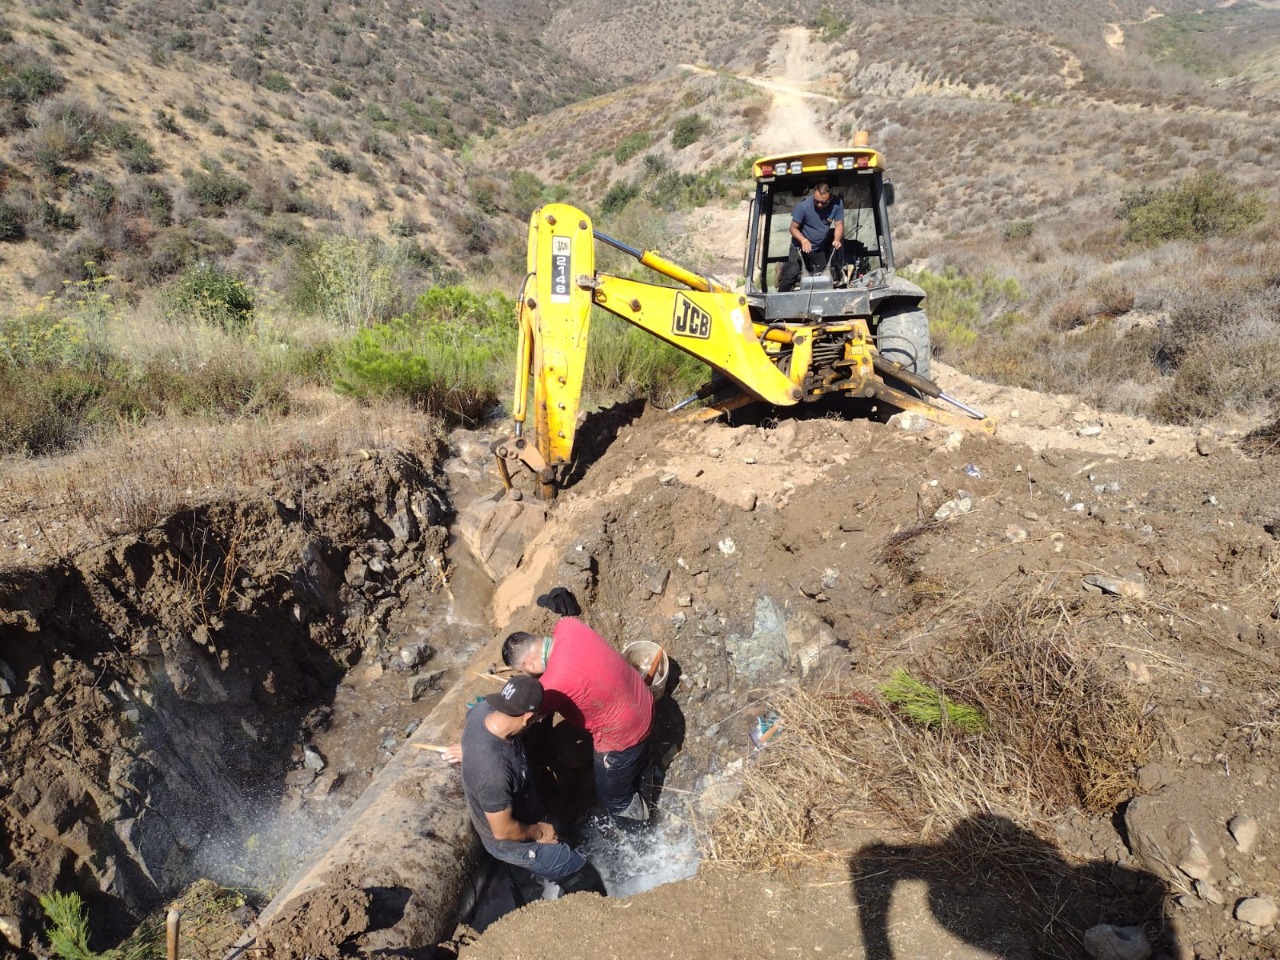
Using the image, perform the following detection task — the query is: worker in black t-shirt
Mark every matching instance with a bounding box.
[458,675,607,897]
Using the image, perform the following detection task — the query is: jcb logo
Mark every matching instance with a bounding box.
[672,294,711,340]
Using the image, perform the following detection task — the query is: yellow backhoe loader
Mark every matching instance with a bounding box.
[460,133,993,579]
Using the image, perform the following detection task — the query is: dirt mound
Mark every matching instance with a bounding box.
[1,389,1277,959]
[453,401,1279,960]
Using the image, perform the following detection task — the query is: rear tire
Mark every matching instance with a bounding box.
[876,305,932,383]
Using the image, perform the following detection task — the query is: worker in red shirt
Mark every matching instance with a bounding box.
[502,602,654,823]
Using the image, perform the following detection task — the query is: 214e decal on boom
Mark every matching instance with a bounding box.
[672,293,711,340]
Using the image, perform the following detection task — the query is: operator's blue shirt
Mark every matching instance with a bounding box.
[791,194,844,248]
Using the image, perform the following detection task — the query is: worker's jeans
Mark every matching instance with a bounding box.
[593,740,649,818]
[485,837,586,883]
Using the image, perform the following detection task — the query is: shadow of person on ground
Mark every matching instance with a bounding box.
[850,813,1176,960]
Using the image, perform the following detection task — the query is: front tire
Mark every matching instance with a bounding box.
[876,305,932,383]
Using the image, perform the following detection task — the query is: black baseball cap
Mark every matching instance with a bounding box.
[485,675,543,716]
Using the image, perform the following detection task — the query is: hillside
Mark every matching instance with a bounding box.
[0,0,604,301]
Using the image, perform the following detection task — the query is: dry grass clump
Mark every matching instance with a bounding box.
[703,686,876,867]
[708,593,1157,870]
[928,596,1157,814]
[1242,416,1280,458]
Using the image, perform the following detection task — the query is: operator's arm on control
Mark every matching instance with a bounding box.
[484,807,558,843]
[789,219,812,254]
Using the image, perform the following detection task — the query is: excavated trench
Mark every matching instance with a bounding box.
[9,404,1274,959]
[0,443,467,956]
[0,424,713,959]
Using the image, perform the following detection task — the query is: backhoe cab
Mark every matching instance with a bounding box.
[462,133,993,577]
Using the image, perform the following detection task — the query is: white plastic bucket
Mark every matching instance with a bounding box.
[622,641,669,699]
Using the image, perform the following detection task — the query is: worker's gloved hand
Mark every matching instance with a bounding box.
[537,586,580,617]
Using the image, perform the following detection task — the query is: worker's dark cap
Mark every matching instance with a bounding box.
[485,675,543,716]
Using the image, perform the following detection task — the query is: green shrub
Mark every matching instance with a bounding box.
[1003,220,1034,241]
[39,200,75,232]
[451,211,495,256]
[179,103,210,124]
[601,180,640,216]
[472,179,500,215]
[0,312,106,371]
[0,200,24,242]
[0,354,140,455]
[289,235,409,328]
[881,669,987,733]
[0,58,65,105]
[2,264,116,367]
[184,165,250,212]
[901,266,1022,359]
[120,177,172,225]
[583,309,707,406]
[671,113,709,150]
[0,266,135,454]
[318,148,352,173]
[328,81,354,101]
[329,285,514,423]
[159,264,255,332]
[78,177,117,220]
[122,138,159,173]
[810,7,850,41]
[40,890,95,960]
[614,131,650,164]
[641,153,668,176]
[152,108,180,135]
[1120,171,1266,245]
[510,170,546,221]
[262,71,292,93]
[645,169,728,211]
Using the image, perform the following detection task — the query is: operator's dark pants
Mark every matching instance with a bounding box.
[779,242,845,291]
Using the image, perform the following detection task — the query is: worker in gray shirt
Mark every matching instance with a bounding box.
[779,181,846,290]
[459,675,607,898]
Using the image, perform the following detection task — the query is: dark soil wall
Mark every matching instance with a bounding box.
[0,448,449,957]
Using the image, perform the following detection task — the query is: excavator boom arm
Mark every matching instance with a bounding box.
[513,204,799,474]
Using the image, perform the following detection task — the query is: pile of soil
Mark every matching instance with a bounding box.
[449,377,1278,960]
[1,369,1277,959]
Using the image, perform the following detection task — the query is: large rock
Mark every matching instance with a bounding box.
[725,596,789,682]
[1125,792,1222,886]
[1226,814,1259,855]
[1234,897,1278,928]
[784,610,838,678]
[455,491,547,582]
